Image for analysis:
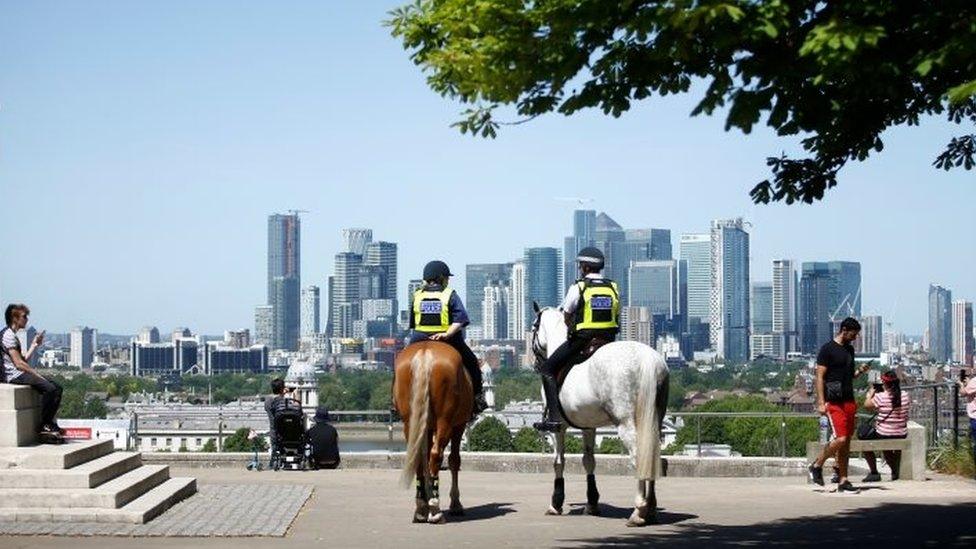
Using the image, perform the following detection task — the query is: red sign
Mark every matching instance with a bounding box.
[62,427,92,440]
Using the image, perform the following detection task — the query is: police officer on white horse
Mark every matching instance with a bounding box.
[534,247,620,432]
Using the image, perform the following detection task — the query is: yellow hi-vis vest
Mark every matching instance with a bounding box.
[413,287,453,333]
[573,279,620,333]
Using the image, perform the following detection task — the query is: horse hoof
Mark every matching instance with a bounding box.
[413,513,428,524]
[584,504,600,516]
[546,506,563,516]
[626,517,646,528]
[428,512,446,524]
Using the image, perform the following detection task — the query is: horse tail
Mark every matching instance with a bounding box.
[400,347,433,488]
[634,349,663,480]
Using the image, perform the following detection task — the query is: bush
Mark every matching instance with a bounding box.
[928,436,975,478]
[598,437,627,455]
[512,427,548,453]
[468,416,513,452]
[200,439,217,452]
[563,435,583,453]
[222,427,268,452]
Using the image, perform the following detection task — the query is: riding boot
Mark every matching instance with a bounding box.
[533,375,564,432]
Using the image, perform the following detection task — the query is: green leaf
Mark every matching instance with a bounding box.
[947,80,976,104]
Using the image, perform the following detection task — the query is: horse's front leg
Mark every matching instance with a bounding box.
[546,427,567,515]
[582,428,600,515]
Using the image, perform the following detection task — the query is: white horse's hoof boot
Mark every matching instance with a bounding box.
[413,513,428,523]
[428,511,446,524]
[626,509,647,527]
[546,505,563,516]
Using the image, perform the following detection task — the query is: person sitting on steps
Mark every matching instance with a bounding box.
[534,247,619,433]
[407,260,487,416]
[1,303,62,442]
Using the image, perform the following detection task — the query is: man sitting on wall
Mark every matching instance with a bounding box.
[307,407,340,469]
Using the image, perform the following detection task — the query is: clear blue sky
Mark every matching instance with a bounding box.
[1,1,972,335]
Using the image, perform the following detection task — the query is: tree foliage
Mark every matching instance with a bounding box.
[512,426,549,452]
[673,395,817,456]
[492,367,541,410]
[389,0,976,203]
[598,436,627,455]
[222,427,268,452]
[469,415,514,451]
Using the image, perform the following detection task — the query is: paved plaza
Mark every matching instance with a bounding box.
[1,467,974,547]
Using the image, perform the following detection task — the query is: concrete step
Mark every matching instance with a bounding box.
[0,451,142,489]
[0,439,115,470]
[0,476,196,524]
[0,464,170,509]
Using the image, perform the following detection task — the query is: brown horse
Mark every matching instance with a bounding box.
[393,340,473,524]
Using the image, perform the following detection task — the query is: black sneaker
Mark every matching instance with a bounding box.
[837,480,859,493]
[830,472,840,484]
[862,472,882,483]
[808,464,825,486]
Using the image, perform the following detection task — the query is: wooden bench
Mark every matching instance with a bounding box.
[805,421,926,480]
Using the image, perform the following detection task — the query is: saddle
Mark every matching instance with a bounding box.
[555,337,612,386]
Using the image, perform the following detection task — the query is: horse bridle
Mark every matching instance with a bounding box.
[530,308,547,368]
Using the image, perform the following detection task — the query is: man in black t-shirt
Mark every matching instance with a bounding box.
[809,317,870,492]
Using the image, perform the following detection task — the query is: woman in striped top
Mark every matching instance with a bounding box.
[860,370,910,481]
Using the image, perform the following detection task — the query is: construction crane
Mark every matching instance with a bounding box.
[828,283,862,322]
[554,197,594,206]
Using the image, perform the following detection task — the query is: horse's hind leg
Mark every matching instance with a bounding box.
[448,427,464,516]
[546,427,566,515]
[582,428,600,516]
[617,419,649,527]
[426,418,452,524]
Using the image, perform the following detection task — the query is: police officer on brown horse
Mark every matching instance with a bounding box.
[407,260,488,415]
[534,247,620,432]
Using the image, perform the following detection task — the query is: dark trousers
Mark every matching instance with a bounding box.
[408,332,483,394]
[10,371,62,427]
[539,337,590,379]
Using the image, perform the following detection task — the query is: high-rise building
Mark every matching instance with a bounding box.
[594,213,627,299]
[524,247,561,327]
[928,284,953,363]
[342,228,373,255]
[563,209,596,291]
[137,326,160,344]
[254,305,273,346]
[508,261,526,339]
[620,306,654,346]
[952,300,974,366]
[709,218,750,362]
[680,233,711,324]
[482,282,510,340]
[223,329,250,349]
[362,298,396,322]
[325,275,335,337]
[301,285,321,336]
[332,252,363,338]
[465,263,514,332]
[799,261,862,354]
[204,342,268,375]
[750,333,776,361]
[628,260,681,318]
[859,315,883,355]
[69,326,95,369]
[364,241,398,310]
[271,276,300,350]
[772,259,798,358]
[131,337,200,376]
[170,327,191,343]
[267,213,301,350]
[751,282,773,335]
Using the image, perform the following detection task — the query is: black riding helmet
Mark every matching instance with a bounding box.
[423,260,453,282]
[576,247,605,271]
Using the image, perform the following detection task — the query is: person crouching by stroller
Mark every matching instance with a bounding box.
[307,407,340,470]
[860,370,911,481]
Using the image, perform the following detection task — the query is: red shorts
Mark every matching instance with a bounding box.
[826,401,857,439]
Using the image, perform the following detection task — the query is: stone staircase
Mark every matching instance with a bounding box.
[0,384,196,523]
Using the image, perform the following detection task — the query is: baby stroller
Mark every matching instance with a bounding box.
[269,404,311,471]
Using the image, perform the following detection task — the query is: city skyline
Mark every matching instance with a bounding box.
[1,3,973,335]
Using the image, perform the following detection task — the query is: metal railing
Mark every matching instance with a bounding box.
[901,381,966,448]
[669,411,819,458]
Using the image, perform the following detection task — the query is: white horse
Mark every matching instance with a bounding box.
[531,305,669,527]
